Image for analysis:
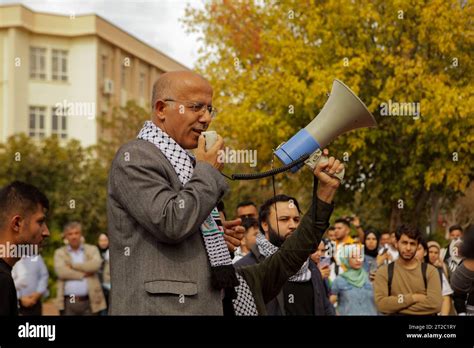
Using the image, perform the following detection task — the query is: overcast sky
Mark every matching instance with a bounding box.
[0,0,204,68]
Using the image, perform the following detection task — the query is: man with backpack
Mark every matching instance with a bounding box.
[374,224,442,315]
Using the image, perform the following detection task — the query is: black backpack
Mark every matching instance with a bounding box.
[387,262,429,296]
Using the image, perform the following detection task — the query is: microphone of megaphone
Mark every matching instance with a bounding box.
[274,79,377,174]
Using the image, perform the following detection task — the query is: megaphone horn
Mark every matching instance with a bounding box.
[274,79,377,174]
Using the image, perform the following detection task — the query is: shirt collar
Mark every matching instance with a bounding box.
[67,244,84,252]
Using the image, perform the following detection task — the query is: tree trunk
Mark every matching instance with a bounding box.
[429,192,441,237]
[389,201,402,232]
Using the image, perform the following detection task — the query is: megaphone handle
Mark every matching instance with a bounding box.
[320,155,345,181]
[304,150,345,181]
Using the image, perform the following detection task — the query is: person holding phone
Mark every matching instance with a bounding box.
[363,229,380,280]
[311,240,334,311]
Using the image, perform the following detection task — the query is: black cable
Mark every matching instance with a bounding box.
[221,153,310,181]
[220,153,311,242]
[271,157,281,238]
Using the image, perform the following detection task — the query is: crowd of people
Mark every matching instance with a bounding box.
[226,197,474,316]
[1,181,472,317]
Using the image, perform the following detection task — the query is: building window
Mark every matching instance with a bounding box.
[52,49,68,81]
[30,47,46,80]
[139,72,146,97]
[28,106,46,138]
[101,55,108,81]
[51,106,68,139]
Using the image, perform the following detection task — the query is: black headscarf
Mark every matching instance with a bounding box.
[364,230,379,258]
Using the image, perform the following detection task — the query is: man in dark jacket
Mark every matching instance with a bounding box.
[451,226,474,315]
[233,149,342,315]
[0,181,50,316]
[236,194,334,316]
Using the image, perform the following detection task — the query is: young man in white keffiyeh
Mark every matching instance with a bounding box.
[108,71,343,315]
[235,195,335,315]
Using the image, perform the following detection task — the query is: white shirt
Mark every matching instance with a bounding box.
[232,247,245,264]
[64,245,89,297]
[441,273,453,297]
[12,255,49,299]
[378,244,399,264]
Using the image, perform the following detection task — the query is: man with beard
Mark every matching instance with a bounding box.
[235,195,334,316]
[0,181,50,316]
[374,224,442,315]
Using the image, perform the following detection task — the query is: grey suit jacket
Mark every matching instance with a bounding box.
[107,139,229,315]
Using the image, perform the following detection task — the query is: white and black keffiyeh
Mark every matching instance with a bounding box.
[256,233,312,282]
[138,121,258,315]
[232,273,258,316]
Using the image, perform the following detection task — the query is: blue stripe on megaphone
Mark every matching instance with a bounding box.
[274,129,320,173]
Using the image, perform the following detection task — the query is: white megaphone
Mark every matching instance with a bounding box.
[274,79,377,178]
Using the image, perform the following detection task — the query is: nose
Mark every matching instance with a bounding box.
[43,224,50,238]
[198,107,212,124]
[288,219,297,230]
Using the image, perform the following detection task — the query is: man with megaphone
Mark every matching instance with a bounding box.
[107,71,245,315]
[106,71,351,315]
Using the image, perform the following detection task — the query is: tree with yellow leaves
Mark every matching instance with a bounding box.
[184,0,473,231]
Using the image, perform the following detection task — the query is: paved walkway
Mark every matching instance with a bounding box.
[42,300,59,316]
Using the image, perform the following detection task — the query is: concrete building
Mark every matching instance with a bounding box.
[0,4,188,147]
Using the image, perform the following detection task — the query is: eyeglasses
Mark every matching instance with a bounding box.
[164,99,218,119]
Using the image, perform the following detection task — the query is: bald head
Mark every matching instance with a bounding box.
[150,70,215,149]
[151,71,212,113]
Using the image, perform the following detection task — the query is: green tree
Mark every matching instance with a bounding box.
[0,134,109,298]
[96,100,150,165]
[184,0,474,228]
[0,134,107,236]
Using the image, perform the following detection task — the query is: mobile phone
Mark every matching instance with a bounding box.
[319,256,331,268]
[368,260,378,273]
[379,245,389,255]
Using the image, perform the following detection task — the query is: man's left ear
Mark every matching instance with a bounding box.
[154,100,167,121]
[10,215,23,233]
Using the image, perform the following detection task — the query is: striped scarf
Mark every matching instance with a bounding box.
[138,121,258,315]
[256,233,312,282]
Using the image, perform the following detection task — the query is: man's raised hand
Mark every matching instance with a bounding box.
[313,148,344,203]
[195,134,224,171]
